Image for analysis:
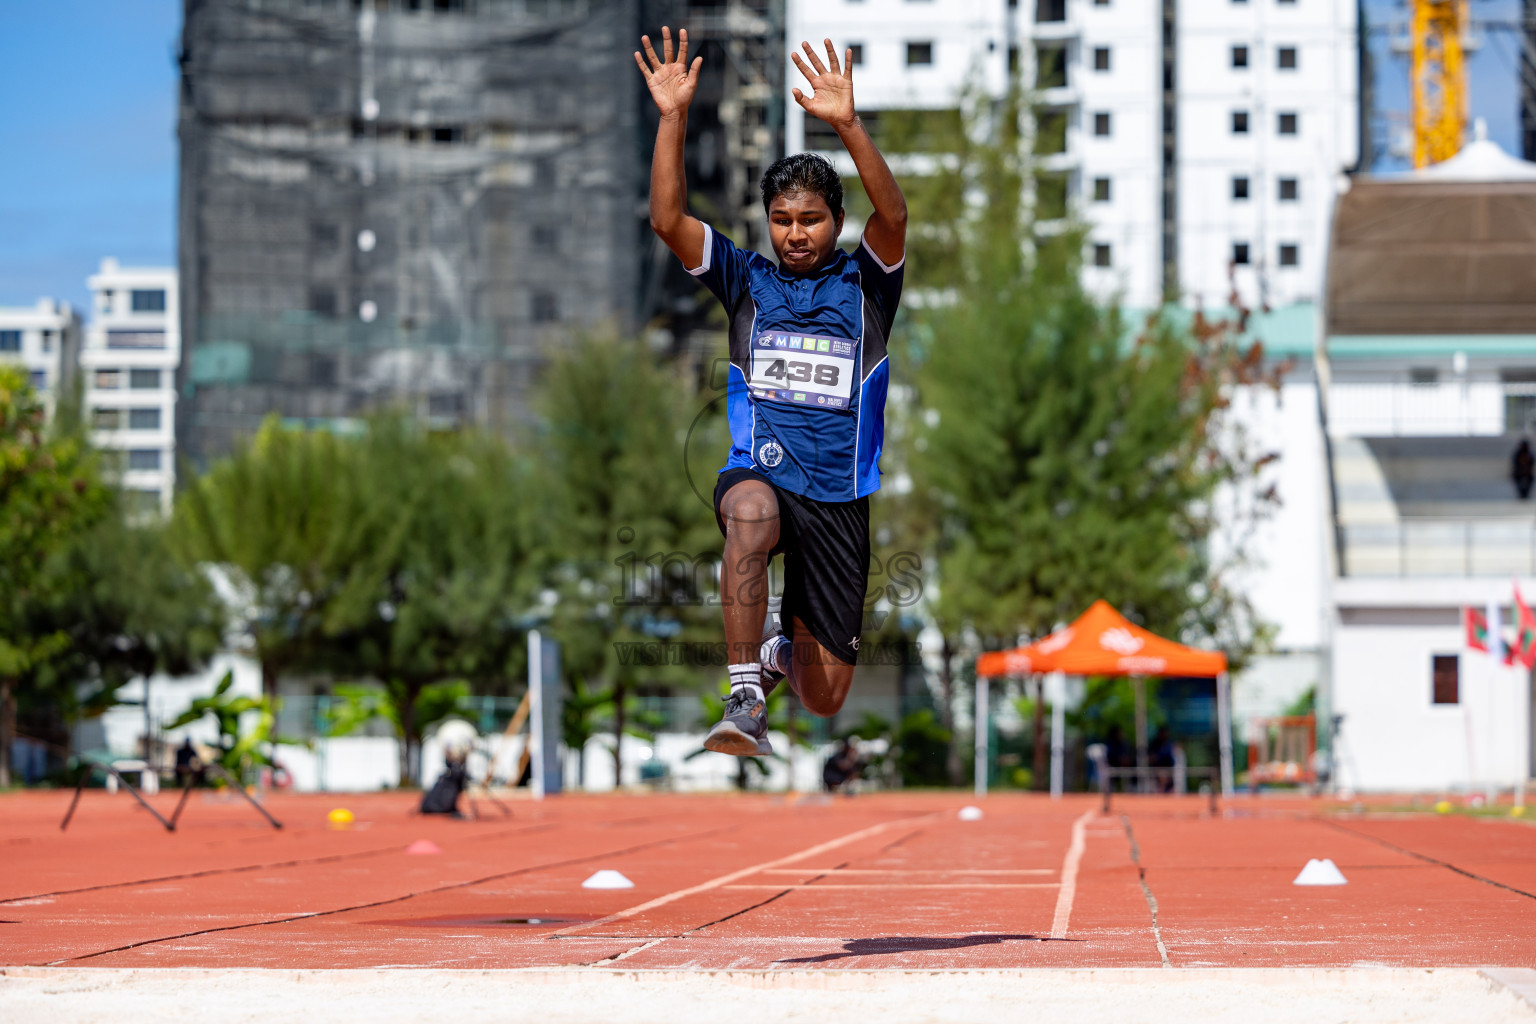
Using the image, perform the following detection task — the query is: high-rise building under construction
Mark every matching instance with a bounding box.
[177,0,783,464]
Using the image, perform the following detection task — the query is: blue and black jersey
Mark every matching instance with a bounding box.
[688,224,904,503]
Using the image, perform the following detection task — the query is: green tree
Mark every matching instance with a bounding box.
[20,509,224,755]
[173,417,367,701]
[318,418,539,784]
[895,85,1275,787]
[0,367,108,785]
[537,333,723,784]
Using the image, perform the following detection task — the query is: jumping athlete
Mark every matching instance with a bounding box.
[636,28,907,756]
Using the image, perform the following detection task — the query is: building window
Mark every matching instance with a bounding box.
[1093,112,1112,136]
[1278,177,1299,200]
[0,330,19,352]
[1232,176,1250,200]
[92,408,123,430]
[310,287,337,316]
[1278,46,1298,69]
[106,330,167,350]
[1232,110,1250,134]
[1278,243,1299,267]
[131,289,167,313]
[1231,45,1249,69]
[532,292,559,324]
[1278,112,1299,135]
[1037,45,1067,88]
[1432,655,1459,704]
[30,370,47,389]
[1093,177,1111,201]
[128,449,162,471]
[1093,243,1112,267]
[1409,367,1440,386]
[1232,242,1251,265]
[40,330,52,353]
[847,43,863,65]
[129,369,161,389]
[906,42,933,66]
[1094,47,1111,71]
[128,408,162,430]
[127,489,162,516]
[1008,45,1020,74]
[99,290,114,313]
[1037,0,1067,18]
[95,370,122,389]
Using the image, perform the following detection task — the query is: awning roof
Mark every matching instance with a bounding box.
[1325,136,1536,338]
[975,600,1227,678]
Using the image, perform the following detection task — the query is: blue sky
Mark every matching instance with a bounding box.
[0,1,1524,314]
[0,1,180,312]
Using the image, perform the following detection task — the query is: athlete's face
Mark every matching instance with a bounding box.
[767,192,844,274]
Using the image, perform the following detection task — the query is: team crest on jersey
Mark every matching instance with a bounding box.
[758,441,784,468]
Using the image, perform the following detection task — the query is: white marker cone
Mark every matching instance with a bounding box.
[958,806,984,821]
[1292,858,1348,886]
[405,839,441,855]
[582,869,635,889]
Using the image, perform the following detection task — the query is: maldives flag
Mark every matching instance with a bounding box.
[1465,607,1490,653]
[1513,587,1536,669]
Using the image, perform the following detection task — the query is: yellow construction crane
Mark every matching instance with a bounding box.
[1411,0,1471,167]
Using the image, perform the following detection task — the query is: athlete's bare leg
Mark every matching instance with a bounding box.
[719,479,779,669]
[786,617,855,717]
[720,480,856,718]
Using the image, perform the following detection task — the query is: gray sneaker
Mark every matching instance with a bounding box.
[704,688,772,757]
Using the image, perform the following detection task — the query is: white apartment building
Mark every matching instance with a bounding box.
[0,298,81,413]
[83,259,180,515]
[784,0,1359,312]
[1177,0,1360,309]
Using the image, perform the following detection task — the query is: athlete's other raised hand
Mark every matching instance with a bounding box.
[790,38,905,270]
[635,26,702,119]
[791,39,856,130]
[640,26,707,271]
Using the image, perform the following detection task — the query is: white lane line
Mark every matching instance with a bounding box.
[549,814,937,937]
[723,883,1060,890]
[757,868,1055,876]
[1049,809,1096,940]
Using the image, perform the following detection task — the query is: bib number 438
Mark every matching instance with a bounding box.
[761,358,840,388]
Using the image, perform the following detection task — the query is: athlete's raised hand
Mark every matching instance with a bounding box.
[791,39,856,130]
[635,27,702,119]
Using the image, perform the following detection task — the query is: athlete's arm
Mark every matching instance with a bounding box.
[790,39,907,268]
[636,27,707,269]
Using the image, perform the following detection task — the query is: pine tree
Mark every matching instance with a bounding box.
[0,367,108,785]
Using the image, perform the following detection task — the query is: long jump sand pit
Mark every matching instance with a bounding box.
[3,966,1536,1022]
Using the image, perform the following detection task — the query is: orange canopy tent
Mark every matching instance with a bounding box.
[976,600,1227,678]
[974,600,1232,799]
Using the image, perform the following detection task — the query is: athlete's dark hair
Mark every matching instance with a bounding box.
[759,153,843,215]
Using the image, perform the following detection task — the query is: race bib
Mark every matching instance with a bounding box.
[748,331,858,410]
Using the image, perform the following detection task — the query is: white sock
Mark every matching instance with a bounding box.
[760,634,791,676]
[728,664,763,704]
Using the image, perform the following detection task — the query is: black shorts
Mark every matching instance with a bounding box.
[713,467,869,665]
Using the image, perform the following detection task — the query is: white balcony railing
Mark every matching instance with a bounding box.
[1341,518,1536,577]
[1327,380,1536,437]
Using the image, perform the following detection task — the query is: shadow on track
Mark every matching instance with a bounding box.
[776,933,1076,964]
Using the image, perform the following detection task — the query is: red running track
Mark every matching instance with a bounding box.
[2,790,1533,970]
